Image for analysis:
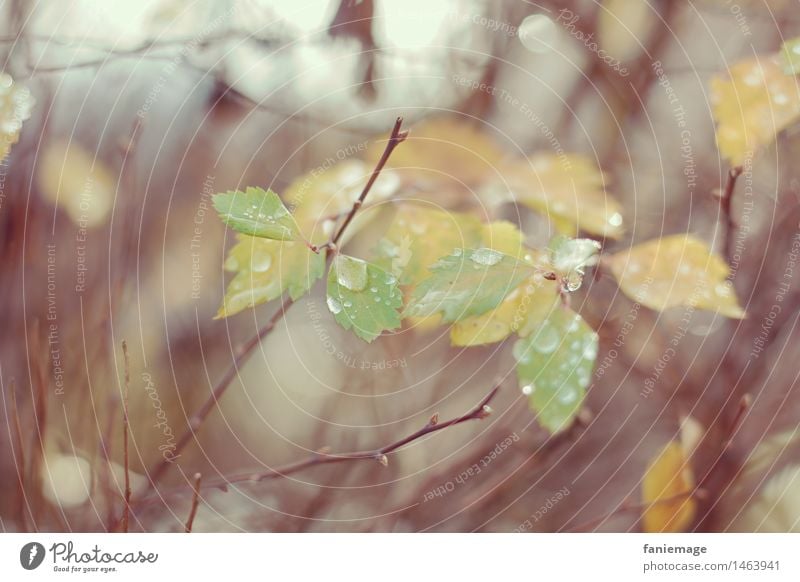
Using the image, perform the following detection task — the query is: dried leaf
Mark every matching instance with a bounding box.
[642,441,697,532]
[606,234,745,318]
[710,56,800,165]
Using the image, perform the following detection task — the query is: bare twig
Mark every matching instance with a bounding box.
[717,166,744,262]
[329,116,408,248]
[120,341,132,533]
[184,473,203,533]
[8,378,28,531]
[218,385,497,486]
[144,118,407,489]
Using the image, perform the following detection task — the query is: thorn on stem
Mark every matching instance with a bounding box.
[376,454,389,467]
[429,413,439,426]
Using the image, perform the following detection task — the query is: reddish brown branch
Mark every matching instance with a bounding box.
[216,385,498,487]
[717,166,744,262]
[184,473,203,533]
[120,341,132,533]
[8,378,28,531]
[144,118,407,490]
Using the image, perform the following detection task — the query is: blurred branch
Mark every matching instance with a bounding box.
[119,341,132,533]
[716,166,744,262]
[143,117,408,491]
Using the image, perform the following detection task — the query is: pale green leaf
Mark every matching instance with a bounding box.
[513,307,598,433]
[549,236,601,292]
[327,255,402,342]
[213,187,298,240]
[405,248,537,323]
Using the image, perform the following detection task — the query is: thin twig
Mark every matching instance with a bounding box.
[717,166,744,262]
[184,473,203,533]
[144,118,408,490]
[8,379,28,531]
[218,385,497,486]
[120,341,132,533]
[329,116,408,248]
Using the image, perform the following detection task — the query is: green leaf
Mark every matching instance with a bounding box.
[781,36,800,75]
[213,187,298,240]
[549,236,601,292]
[217,235,324,318]
[513,307,598,433]
[326,255,402,342]
[404,248,537,323]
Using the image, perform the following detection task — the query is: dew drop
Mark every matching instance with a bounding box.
[518,14,557,55]
[470,247,503,266]
[326,296,342,314]
[534,323,560,353]
[335,255,368,291]
[521,384,535,396]
[251,253,272,272]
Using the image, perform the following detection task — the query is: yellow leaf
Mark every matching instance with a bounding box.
[496,153,624,239]
[642,441,697,532]
[217,234,324,318]
[38,140,115,227]
[0,73,34,161]
[710,55,800,165]
[451,222,559,346]
[606,234,745,318]
[367,117,505,186]
[284,160,401,244]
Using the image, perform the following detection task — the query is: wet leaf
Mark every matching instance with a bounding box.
[642,441,697,533]
[493,153,624,239]
[710,56,800,165]
[217,235,325,318]
[213,187,298,240]
[326,254,402,342]
[450,222,558,346]
[374,203,482,286]
[405,248,537,323]
[549,236,601,292]
[513,307,598,433]
[606,234,745,318]
[0,73,34,161]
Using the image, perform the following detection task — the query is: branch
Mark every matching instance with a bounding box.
[215,385,497,487]
[120,341,132,533]
[143,117,407,490]
[716,166,744,262]
[184,473,203,533]
[329,116,408,248]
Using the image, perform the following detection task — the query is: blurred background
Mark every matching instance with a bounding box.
[2,0,800,532]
